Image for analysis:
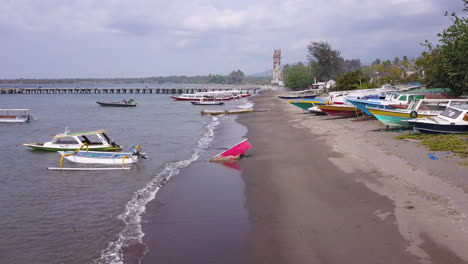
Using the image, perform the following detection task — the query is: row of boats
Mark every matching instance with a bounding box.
[285,87,468,134]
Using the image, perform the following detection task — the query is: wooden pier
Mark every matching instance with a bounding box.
[0,86,262,95]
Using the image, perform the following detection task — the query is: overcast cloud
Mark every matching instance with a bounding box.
[0,0,464,78]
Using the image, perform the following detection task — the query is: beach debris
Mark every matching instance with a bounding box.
[210,139,252,161]
[428,153,439,160]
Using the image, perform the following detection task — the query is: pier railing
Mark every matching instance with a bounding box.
[0,86,263,95]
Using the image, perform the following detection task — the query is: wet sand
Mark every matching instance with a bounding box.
[237,91,468,264]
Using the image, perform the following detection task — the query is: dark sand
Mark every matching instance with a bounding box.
[139,92,467,264]
[236,92,466,264]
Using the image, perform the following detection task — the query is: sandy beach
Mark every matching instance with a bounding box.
[237,91,468,264]
[138,91,468,264]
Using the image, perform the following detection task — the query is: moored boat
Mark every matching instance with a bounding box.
[201,108,253,115]
[0,109,33,123]
[23,129,122,151]
[58,146,146,165]
[97,99,138,107]
[171,91,233,101]
[407,105,468,134]
[191,101,224,105]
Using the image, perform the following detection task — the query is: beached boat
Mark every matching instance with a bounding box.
[191,100,224,105]
[407,105,468,134]
[97,99,138,107]
[318,104,362,117]
[210,139,252,161]
[278,89,317,99]
[289,99,328,111]
[0,109,33,123]
[23,129,122,151]
[201,108,254,115]
[307,105,326,114]
[367,99,468,127]
[58,146,146,165]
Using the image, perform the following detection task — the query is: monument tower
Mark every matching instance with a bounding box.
[271,49,283,85]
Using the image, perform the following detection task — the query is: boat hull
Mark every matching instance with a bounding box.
[171,96,231,101]
[368,108,435,127]
[407,121,468,134]
[318,105,361,117]
[0,117,31,122]
[289,99,327,110]
[191,101,224,105]
[59,151,138,164]
[201,109,253,115]
[96,101,137,107]
[23,143,121,151]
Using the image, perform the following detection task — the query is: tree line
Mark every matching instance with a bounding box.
[284,0,467,95]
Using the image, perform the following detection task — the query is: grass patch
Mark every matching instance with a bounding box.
[395,133,468,158]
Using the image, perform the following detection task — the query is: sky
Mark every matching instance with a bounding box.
[0,0,465,78]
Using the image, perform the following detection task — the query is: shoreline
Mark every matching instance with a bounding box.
[237,91,468,263]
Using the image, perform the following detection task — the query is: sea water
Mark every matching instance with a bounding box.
[0,93,250,264]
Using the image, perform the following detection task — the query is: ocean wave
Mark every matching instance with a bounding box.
[94,116,219,264]
[237,101,254,109]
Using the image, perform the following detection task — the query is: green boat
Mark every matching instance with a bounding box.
[23,129,122,151]
[289,99,328,111]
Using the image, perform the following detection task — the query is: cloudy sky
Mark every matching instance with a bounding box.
[0,0,464,78]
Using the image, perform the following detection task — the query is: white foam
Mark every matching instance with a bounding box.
[237,101,254,109]
[94,116,219,264]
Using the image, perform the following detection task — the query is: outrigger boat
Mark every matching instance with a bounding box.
[97,98,138,107]
[0,109,33,123]
[58,145,146,165]
[201,108,254,115]
[23,129,122,151]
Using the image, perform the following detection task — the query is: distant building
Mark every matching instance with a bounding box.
[271,49,283,86]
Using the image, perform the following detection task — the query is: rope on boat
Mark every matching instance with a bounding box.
[59,143,89,168]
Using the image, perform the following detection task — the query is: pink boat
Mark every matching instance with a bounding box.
[210,139,252,161]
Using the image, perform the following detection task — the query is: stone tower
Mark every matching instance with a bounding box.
[271,49,283,85]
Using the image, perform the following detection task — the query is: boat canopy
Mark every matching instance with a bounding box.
[54,130,108,138]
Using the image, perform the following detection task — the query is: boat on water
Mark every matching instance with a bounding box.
[201,108,254,115]
[23,129,122,151]
[171,91,233,101]
[58,145,146,165]
[0,109,33,123]
[191,100,224,105]
[96,98,138,107]
[318,104,362,117]
[407,105,468,134]
[210,139,252,161]
[367,99,468,127]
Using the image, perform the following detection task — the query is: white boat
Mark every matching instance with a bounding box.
[171,91,233,101]
[407,105,468,134]
[58,150,145,165]
[0,109,33,123]
[23,129,122,151]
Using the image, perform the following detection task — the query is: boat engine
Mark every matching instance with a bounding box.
[131,145,147,159]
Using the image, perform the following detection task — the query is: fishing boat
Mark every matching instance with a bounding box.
[289,99,328,111]
[318,104,362,117]
[58,145,146,165]
[278,89,317,99]
[201,108,254,115]
[171,91,233,101]
[23,129,122,151]
[407,105,468,134]
[96,98,138,107]
[307,105,326,114]
[367,99,468,127]
[210,139,252,161]
[0,109,33,123]
[190,100,224,105]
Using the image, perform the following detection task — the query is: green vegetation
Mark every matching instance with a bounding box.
[395,133,468,158]
[416,4,468,96]
[334,69,373,91]
[283,63,313,90]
